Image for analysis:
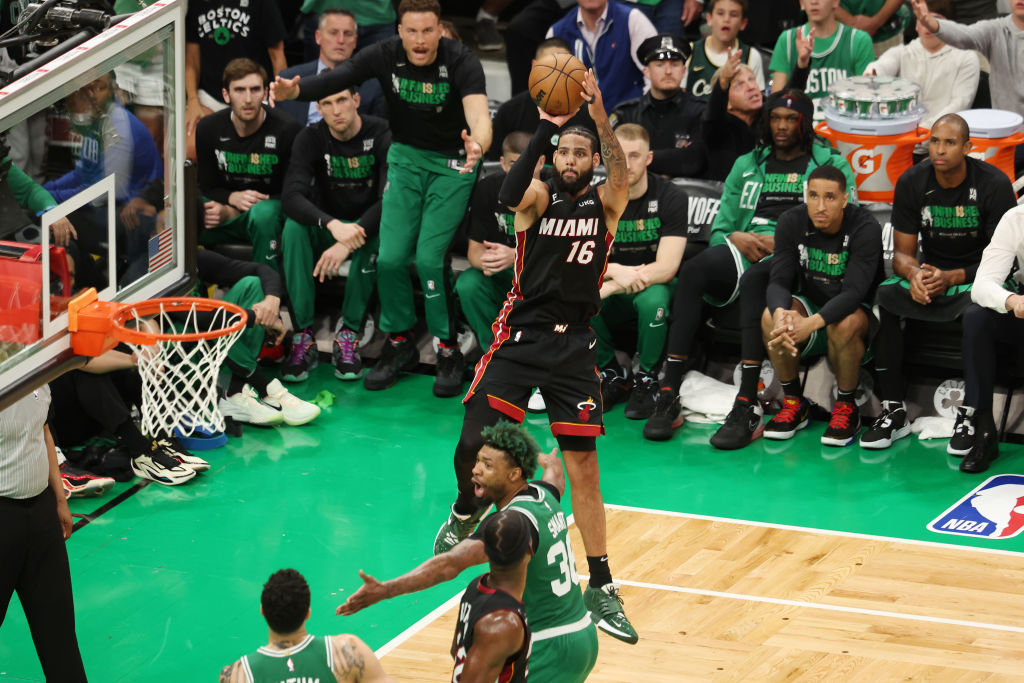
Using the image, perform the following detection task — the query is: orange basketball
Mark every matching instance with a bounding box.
[528,53,587,116]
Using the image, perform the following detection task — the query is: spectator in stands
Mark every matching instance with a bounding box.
[739,0,804,50]
[622,0,688,36]
[504,0,577,96]
[488,38,597,163]
[299,0,397,62]
[686,0,765,100]
[610,34,706,177]
[770,0,874,119]
[546,0,658,113]
[950,0,1000,24]
[700,52,764,180]
[196,59,300,274]
[0,386,87,682]
[761,165,885,447]
[272,0,492,399]
[456,132,534,351]
[280,86,390,383]
[838,0,912,57]
[0,148,76,249]
[45,74,163,288]
[865,0,979,161]
[277,9,386,127]
[185,0,288,159]
[860,114,1016,453]
[114,0,167,157]
[960,205,1024,473]
[645,90,856,442]
[218,569,392,682]
[595,124,687,420]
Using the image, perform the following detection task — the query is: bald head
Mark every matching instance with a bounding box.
[933,113,970,144]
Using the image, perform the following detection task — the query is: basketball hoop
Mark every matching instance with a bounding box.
[69,288,248,439]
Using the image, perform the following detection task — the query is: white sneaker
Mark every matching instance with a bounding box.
[527,388,547,413]
[220,385,285,426]
[131,444,197,486]
[264,379,321,426]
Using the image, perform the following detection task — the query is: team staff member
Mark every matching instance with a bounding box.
[762,165,885,447]
[609,33,706,178]
[280,87,391,383]
[272,0,492,398]
[860,115,1016,452]
[197,59,300,272]
[340,423,600,682]
[451,511,532,683]
[0,386,87,682]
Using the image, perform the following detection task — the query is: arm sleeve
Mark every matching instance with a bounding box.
[766,215,799,313]
[788,63,809,91]
[296,45,380,102]
[196,248,282,298]
[43,168,83,202]
[467,178,494,243]
[498,119,558,207]
[280,128,334,228]
[703,79,729,125]
[972,210,1022,313]
[817,217,883,324]
[649,140,708,178]
[934,17,994,54]
[533,480,562,502]
[357,200,382,238]
[5,159,56,213]
[195,118,231,204]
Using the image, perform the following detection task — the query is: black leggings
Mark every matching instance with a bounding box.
[962,303,1024,413]
[665,243,742,359]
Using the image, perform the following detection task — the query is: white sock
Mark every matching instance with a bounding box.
[477,8,497,22]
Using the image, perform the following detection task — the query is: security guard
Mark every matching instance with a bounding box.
[609,33,706,178]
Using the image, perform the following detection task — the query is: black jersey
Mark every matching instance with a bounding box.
[196,107,300,204]
[468,172,516,248]
[281,116,391,227]
[611,174,688,267]
[497,181,612,328]
[452,574,530,683]
[295,36,486,157]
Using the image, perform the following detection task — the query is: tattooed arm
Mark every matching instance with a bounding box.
[218,661,245,682]
[583,70,629,232]
[331,634,393,682]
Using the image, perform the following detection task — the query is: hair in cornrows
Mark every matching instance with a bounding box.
[559,126,599,156]
[481,422,540,478]
[481,509,533,567]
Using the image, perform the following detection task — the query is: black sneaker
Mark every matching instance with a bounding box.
[821,400,860,447]
[600,367,630,410]
[764,396,811,440]
[364,335,418,391]
[332,327,363,380]
[475,18,503,50]
[643,389,683,441]
[624,371,658,420]
[947,408,975,457]
[710,397,764,450]
[433,345,465,398]
[859,404,910,450]
[281,328,318,382]
[960,423,999,473]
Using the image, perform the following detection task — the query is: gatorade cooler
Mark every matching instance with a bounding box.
[958,109,1024,183]
[816,76,927,203]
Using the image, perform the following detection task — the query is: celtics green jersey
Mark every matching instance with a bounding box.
[500,483,589,635]
[240,635,334,683]
[769,23,874,118]
[686,38,752,101]
[840,0,910,42]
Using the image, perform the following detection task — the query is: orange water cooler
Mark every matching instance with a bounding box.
[958,109,1024,182]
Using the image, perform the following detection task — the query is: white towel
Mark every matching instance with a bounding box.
[911,416,956,440]
[679,370,736,424]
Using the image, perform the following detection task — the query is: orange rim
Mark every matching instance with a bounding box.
[110,297,248,345]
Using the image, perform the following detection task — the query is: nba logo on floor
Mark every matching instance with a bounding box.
[927,475,1024,539]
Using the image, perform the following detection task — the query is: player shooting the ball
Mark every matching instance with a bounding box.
[434,68,640,645]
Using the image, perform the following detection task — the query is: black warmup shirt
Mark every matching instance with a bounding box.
[890,157,1016,282]
[502,180,612,327]
[451,574,530,683]
[281,116,391,232]
[295,36,486,157]
[757,154,811,221]
[611,174,688,267]
[196,107,300,204]
[768,204,884,325]
[468,172,516,248]
[701,80,758,182]
[610,90,707,177]
[186,0,286,97]
[486,91,598,162]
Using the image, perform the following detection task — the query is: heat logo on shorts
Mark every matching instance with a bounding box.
[927,475,1024,539]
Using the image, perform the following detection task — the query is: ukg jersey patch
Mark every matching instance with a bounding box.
[927,474,1024,539]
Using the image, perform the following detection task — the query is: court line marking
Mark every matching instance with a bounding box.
[604,504,1024,558]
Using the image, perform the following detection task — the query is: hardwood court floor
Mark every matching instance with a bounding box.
[382,508,1024,681]
[1,368,1023,681]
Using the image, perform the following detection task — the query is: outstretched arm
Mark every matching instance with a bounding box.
[337,539,487,615]
[586,70,628,224]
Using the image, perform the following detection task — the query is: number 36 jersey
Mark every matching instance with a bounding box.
[503,180,613,328]
[500,482,589,634]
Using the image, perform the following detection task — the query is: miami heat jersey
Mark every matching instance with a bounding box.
[451,574,530,683]
[502,180,612,328]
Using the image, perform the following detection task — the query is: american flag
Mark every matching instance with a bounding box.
[148,228,174,272]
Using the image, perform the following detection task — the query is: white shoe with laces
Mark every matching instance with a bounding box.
[155,437,210,472]
[220,384,285,426]
[264,379,321,426]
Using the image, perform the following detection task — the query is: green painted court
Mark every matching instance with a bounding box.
[1,366,1022,681]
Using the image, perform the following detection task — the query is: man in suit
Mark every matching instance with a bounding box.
[277,9,385,126]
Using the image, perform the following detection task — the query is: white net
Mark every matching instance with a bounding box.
[117,300,245,438]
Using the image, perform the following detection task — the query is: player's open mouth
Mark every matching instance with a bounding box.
[473,483,485,497]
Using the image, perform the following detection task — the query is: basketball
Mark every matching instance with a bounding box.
[528,53,587,116]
